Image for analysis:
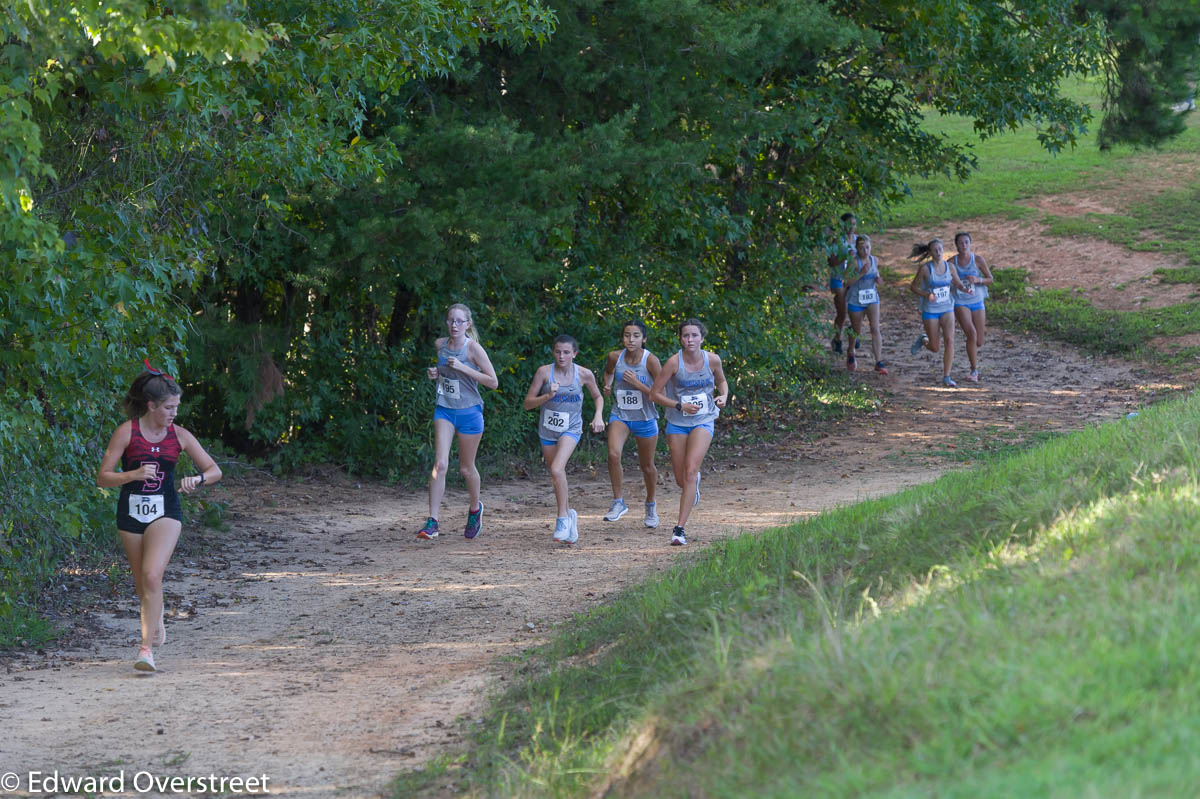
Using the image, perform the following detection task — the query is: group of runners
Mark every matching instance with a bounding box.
[97,217,990,673]
[98,311,728,671]
[827,213,994,387]
[420,305,728,549]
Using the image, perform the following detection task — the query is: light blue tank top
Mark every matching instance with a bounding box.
[665,351,719,427]
[847,255,880,307]
[613,350,657,422]
[952,253,988,305]
[539,364,583,438]
[435,341,483,410]
[919,259,955,316]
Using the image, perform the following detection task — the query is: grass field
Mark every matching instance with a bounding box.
[394,79,1200,797]
[395,367,1200,799]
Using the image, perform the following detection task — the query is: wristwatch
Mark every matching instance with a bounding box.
[675,400,682,411]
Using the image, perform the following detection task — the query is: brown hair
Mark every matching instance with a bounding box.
[447,303,480,342]
[123,371,181,419]
[679,318,707,338]
[909,238,943,262]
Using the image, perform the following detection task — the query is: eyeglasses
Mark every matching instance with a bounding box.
[448,318,469,326]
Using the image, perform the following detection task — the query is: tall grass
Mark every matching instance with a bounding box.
[395,387,1200,797]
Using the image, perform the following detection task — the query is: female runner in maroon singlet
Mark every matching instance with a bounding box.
[97,362,221,672]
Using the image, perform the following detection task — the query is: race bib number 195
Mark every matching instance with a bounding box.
[439,377,461,400]
[680,393,708,416]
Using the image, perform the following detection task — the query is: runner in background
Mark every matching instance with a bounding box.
[97,361,222,672]
[844,234,890,375]
[524,335,605,544]
[908,238,971,387]
[418,303,499,541]
[950,231,994,383]
[600,320,662,528]
[650,319,729,547]
[827,213,858,355]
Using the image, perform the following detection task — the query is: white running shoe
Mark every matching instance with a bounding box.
[911,333,929,355]
[670,526,687,546]
[553,517,571,542]
[567,509,579,544]
[134,646,156,672]
[604,498,629,521]
[644,501,659,529]
[967,369,979,383]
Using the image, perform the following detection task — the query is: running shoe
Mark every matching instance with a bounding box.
[693,472,701,507]
[911,333,929,355]
[134,646,156,672]
[831,336,842,354]
[553,517,571,542]
[846,352,856,371]
[416,517,439,539]
[967,369,979,383]
[464,502,484,539]
[604,498,629,522]
[943,376,957,388]
[670,526,687,546]
[644,501,659,529]
[875,361,888,375]
[567,509,579,544]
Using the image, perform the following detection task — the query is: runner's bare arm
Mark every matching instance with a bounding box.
[909,264,932,299]
[975,255,994,285]
[96,422,148,487]
[581,367,606,432]
[710,354,730,409]
[649,354,679,409]
[640,353,662,394]
[463,340,500,390]
[523,365,555,410]
[176,425,222,493]
[601,350,620,395]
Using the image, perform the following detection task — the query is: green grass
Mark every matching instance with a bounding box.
[395,388,1200,798]
[888,77,1200,227]
[1155,266,1200,285]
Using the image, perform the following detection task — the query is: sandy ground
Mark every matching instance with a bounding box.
[6,163,1199,796]
[2,314,1174,798]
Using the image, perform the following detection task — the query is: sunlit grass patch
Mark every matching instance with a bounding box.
[395,387,1200,798]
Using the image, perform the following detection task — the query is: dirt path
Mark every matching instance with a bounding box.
[2,302,1175,797]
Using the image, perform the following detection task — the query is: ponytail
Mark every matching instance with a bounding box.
[122,370,181,419]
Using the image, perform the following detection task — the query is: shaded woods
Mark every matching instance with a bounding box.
[2,0,1197,633]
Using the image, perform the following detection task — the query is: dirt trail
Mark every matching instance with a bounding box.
[3,299,1174,797]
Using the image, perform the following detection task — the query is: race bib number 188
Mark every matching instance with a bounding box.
[616,389,643,411]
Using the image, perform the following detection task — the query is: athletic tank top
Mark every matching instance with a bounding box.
[435,340,484,410]
[919,259,955,316]
[539,364,583,438]
[665,350,719,427]
[828,233,858,280]
[847,255,880,306]
[952,253,988,305]
[120,419,182,498]
[613,350,657,422]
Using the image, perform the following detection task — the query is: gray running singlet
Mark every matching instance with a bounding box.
[664,350,719,427]
[435,341,484,409]
[952,252,988,305]
[613,350,657,422]
[539,363,583,439]
[847,255,880,307]
[919,259,955,316]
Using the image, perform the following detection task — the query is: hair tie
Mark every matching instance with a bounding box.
[143,358,175,381]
